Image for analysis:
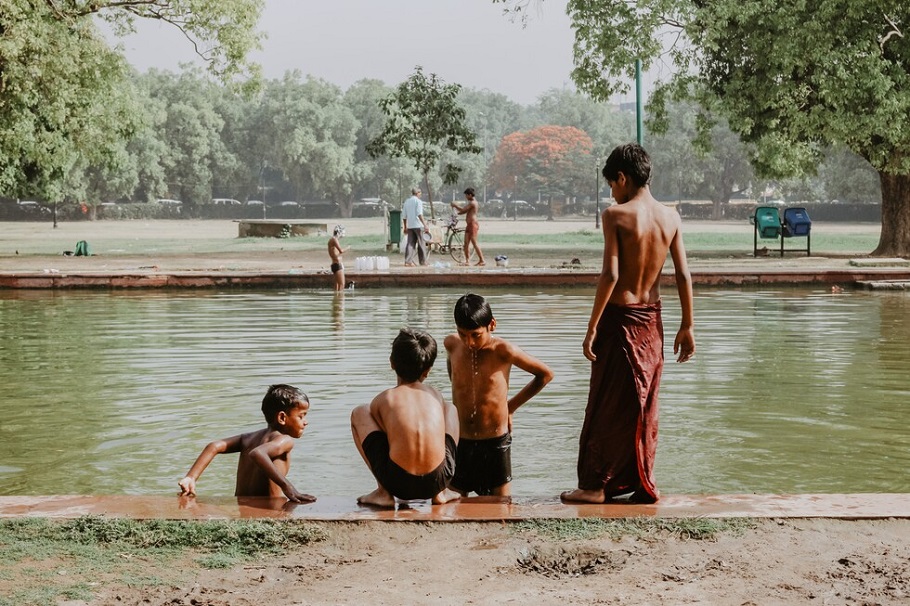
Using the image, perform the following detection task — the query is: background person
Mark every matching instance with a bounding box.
[402,187,429,266]
[450,187,486,266]
[327,224,349,291]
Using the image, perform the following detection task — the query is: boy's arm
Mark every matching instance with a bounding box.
[248,437,316,503]
[584,210,620,361]
[450,201,466,214]
[178,434,243,496]
[505,343,554,416]
[669,227,696,363]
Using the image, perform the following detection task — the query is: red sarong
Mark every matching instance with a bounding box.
[576,301,664,501]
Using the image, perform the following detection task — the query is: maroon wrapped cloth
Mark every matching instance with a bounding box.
[577,301,664,501]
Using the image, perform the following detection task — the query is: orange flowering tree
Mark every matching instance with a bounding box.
[488,125,594,200]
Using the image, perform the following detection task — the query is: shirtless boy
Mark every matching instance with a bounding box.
[178,384,315,503]
[444,293,553,496]
[450,187,486,266]
[351,328,460,507]
[327,225,349,291]
[561,143,695,505]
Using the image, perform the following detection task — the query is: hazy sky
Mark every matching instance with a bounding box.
[110,0,585,105]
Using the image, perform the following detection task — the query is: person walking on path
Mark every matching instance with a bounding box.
[450,188,486,266]
[561,143,695,505]
[402,188,430,266]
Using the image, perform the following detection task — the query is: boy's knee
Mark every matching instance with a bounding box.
[350,404,370,424]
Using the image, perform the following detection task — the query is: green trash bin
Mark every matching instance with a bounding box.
[388,209,402,245]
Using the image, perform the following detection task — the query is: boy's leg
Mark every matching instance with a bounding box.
[350,405,395,507]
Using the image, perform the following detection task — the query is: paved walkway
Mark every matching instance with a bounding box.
[2,494,908,521]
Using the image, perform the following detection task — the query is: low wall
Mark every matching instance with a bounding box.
[236,220,328,237]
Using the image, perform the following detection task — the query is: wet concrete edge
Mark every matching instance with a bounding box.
[1,494,908,521]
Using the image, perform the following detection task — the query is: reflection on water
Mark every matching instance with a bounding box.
[1,287,909,497]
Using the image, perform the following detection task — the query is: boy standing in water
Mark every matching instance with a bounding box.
[327,225,349,291]
[178,384,316,503]
[561,143,695,505]
[351,328,460,507]
[444,293,553,497]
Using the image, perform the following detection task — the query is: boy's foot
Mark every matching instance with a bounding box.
[476,261,486,266]
[357,487,395,508]
[404,262,415,267]
[432,488,462,505]
[560,488,606,504]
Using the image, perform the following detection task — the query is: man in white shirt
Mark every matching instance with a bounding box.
[402,187,429,266]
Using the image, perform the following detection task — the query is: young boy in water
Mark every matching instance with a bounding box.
[351,328,460,507]
[327,225,349,291]
[178,384,316,503]
[444,293,554,496]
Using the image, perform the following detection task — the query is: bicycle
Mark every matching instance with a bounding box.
[427,214,477,265]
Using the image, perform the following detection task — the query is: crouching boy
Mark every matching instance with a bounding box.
[351,328,460,507]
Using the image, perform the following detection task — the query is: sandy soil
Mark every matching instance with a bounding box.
[68,518,910,605]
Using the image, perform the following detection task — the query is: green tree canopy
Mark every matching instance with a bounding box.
[497,0,910,254]
[367,66,482,217]
[0,0,262,200]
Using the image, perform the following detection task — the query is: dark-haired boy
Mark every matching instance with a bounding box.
[444,293,553,497]
[561,142,695,505]
[450,187,485,266]
[178,384,315,503]
[351,328,460,507]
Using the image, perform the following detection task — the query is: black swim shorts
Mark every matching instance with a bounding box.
[449,433,512,495]
[331,262,343,273]
[361,431,456,500]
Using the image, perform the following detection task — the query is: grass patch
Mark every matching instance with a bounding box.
[0,517,328,606]
[513,517,757,542]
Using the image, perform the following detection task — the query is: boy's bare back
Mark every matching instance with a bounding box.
[602,192,686,306]
[370,382,449,475]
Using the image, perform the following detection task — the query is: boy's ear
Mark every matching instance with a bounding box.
[489,318,497,332]
[275,410,288,426]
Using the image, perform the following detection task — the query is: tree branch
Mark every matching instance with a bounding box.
[879,13,904,53]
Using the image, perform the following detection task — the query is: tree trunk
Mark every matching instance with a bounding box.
[873,172,910,257]
[423,172,435,220]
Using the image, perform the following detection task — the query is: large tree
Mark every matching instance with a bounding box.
[489,125,594,206]
[497,0,910,255]
[366,66,482,218]
[0,0,262,200]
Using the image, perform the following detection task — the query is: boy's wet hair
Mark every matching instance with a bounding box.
[453,293,493,330]
[390,328,437,382]
[261,384,308,423]
[463,187,475,197]
[333,224,345,237]
[603,143,651,187]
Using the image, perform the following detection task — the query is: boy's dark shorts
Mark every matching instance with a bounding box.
[331,262,343,274]
[362,431,456,500]
[449,433,512,495]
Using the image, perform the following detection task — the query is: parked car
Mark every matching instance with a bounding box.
[246,200,265,206]
[17,200,50,215]
[212,198,241,206]
[278,201,299,207]
[156,198,182,205]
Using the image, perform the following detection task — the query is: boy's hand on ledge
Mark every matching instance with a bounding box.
[178,476,196,496]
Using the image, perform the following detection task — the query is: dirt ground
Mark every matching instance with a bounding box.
[54,518,910,605]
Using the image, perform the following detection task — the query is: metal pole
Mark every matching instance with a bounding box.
[635,59,644,145]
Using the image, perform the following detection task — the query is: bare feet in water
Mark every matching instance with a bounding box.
[560,488,606,504]
[357,487,395,508]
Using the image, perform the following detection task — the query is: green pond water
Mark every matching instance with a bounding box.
[0,286,908,497]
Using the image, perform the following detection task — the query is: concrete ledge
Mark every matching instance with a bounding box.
[1,494,908,521]
[2,268,910,289]
[236,220,328,237]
